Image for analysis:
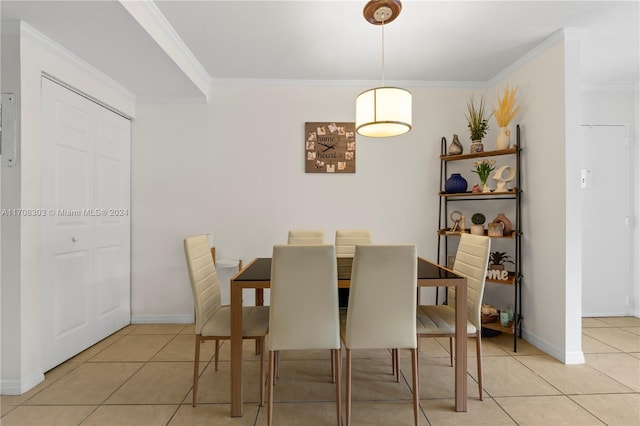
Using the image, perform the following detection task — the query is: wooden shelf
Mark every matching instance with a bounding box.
[482,320,515,334]
[440,147,517,162]
[437,229,516,239]
[439,189,518,198]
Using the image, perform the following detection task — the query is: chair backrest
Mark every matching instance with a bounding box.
[335,229,372,257]
[184,234,222,335]
[345,244,417,350]
[448,233,491,329]
[287,229,325,245]
[269,244,340,351]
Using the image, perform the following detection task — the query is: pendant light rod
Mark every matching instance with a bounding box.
[381,20,385,86]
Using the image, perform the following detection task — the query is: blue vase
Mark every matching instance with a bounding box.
[445,173,468,193]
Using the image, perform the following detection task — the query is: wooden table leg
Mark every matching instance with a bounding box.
[230,280,244,417]
[255,288,264,354]
[454,277,468,412]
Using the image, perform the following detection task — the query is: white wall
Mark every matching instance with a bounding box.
[0,22,135,394]
[131,83,476,321]
[487,35,574,361]
[1,21,24,394]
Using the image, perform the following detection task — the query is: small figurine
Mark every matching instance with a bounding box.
[492,165,516,192]
[471,184,481,193]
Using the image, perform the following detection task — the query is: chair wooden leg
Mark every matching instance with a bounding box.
[411,348,420,426]
[193,335,201,407]
[334,348,342,426]
[331,349,336,383]
[214,339,220,371]
[476,332,483,401]
[391,349,396,375]
[394,349,399,382]
[416,337,421,381]
[346,349,352,426]
[449,337,454,367]
[268,351,275,426]
[274,350,279,385]
[260,338,265,406]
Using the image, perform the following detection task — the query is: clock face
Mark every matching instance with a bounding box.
[305,122,356,173]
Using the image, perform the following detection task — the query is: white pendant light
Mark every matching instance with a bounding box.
[356,0,412,138]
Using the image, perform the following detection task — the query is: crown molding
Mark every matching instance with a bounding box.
[488,29,564,86]
[18,21,136,114]
[120,0,210,102]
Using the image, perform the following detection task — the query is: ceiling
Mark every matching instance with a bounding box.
[2,0,638,101]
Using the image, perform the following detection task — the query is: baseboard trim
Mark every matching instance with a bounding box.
[522,329,585,365]
[130,314,194,324]
[1,371,44,395]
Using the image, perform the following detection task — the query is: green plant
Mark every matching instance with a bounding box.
[471,159,496,186]
[465,95,490,141]
[489,251,515,266]
[471,213,486,225]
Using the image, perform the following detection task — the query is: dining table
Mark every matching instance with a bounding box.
[229,256,468,416]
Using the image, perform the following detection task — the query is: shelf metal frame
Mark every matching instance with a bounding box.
[436,125,523,351]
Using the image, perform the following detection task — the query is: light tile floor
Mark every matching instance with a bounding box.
[2,317,639,425]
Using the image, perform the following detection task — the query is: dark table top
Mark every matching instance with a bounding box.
[233,257,464,282]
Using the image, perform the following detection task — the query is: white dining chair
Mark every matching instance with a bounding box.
[268,244,341,426]
[416,233,491,400]
[183,234,269,407]
[287,229,325,245]
[335,229,372,257]
[342,244,419,426]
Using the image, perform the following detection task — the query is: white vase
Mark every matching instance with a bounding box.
[496,127,511,150]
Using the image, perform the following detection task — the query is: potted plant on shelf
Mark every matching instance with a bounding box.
[471,159,496,193]
[470,212,485,235]
[465,95,490,152]
[492,85,521,150]
[488,251,515,270]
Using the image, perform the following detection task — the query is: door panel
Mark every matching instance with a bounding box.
[52,251,90,337]
[93,106,130,337]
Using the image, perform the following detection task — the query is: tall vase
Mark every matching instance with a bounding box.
[445,173,468,194]
[496,127,511,150]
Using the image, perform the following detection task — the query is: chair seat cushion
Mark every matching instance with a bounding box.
[416,305,476,335]
[201,305,269,338]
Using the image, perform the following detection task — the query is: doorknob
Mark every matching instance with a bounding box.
[72,237,78,242]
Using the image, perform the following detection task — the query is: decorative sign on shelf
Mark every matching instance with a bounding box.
[486,269,510,281]
[305,122,356,173]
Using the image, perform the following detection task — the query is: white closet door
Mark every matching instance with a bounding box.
[41,78,130,371]
[581,125,631,316]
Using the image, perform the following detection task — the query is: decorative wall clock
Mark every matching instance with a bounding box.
[305,122,356,173]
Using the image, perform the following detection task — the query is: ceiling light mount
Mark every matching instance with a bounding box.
[363,0,402,25]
